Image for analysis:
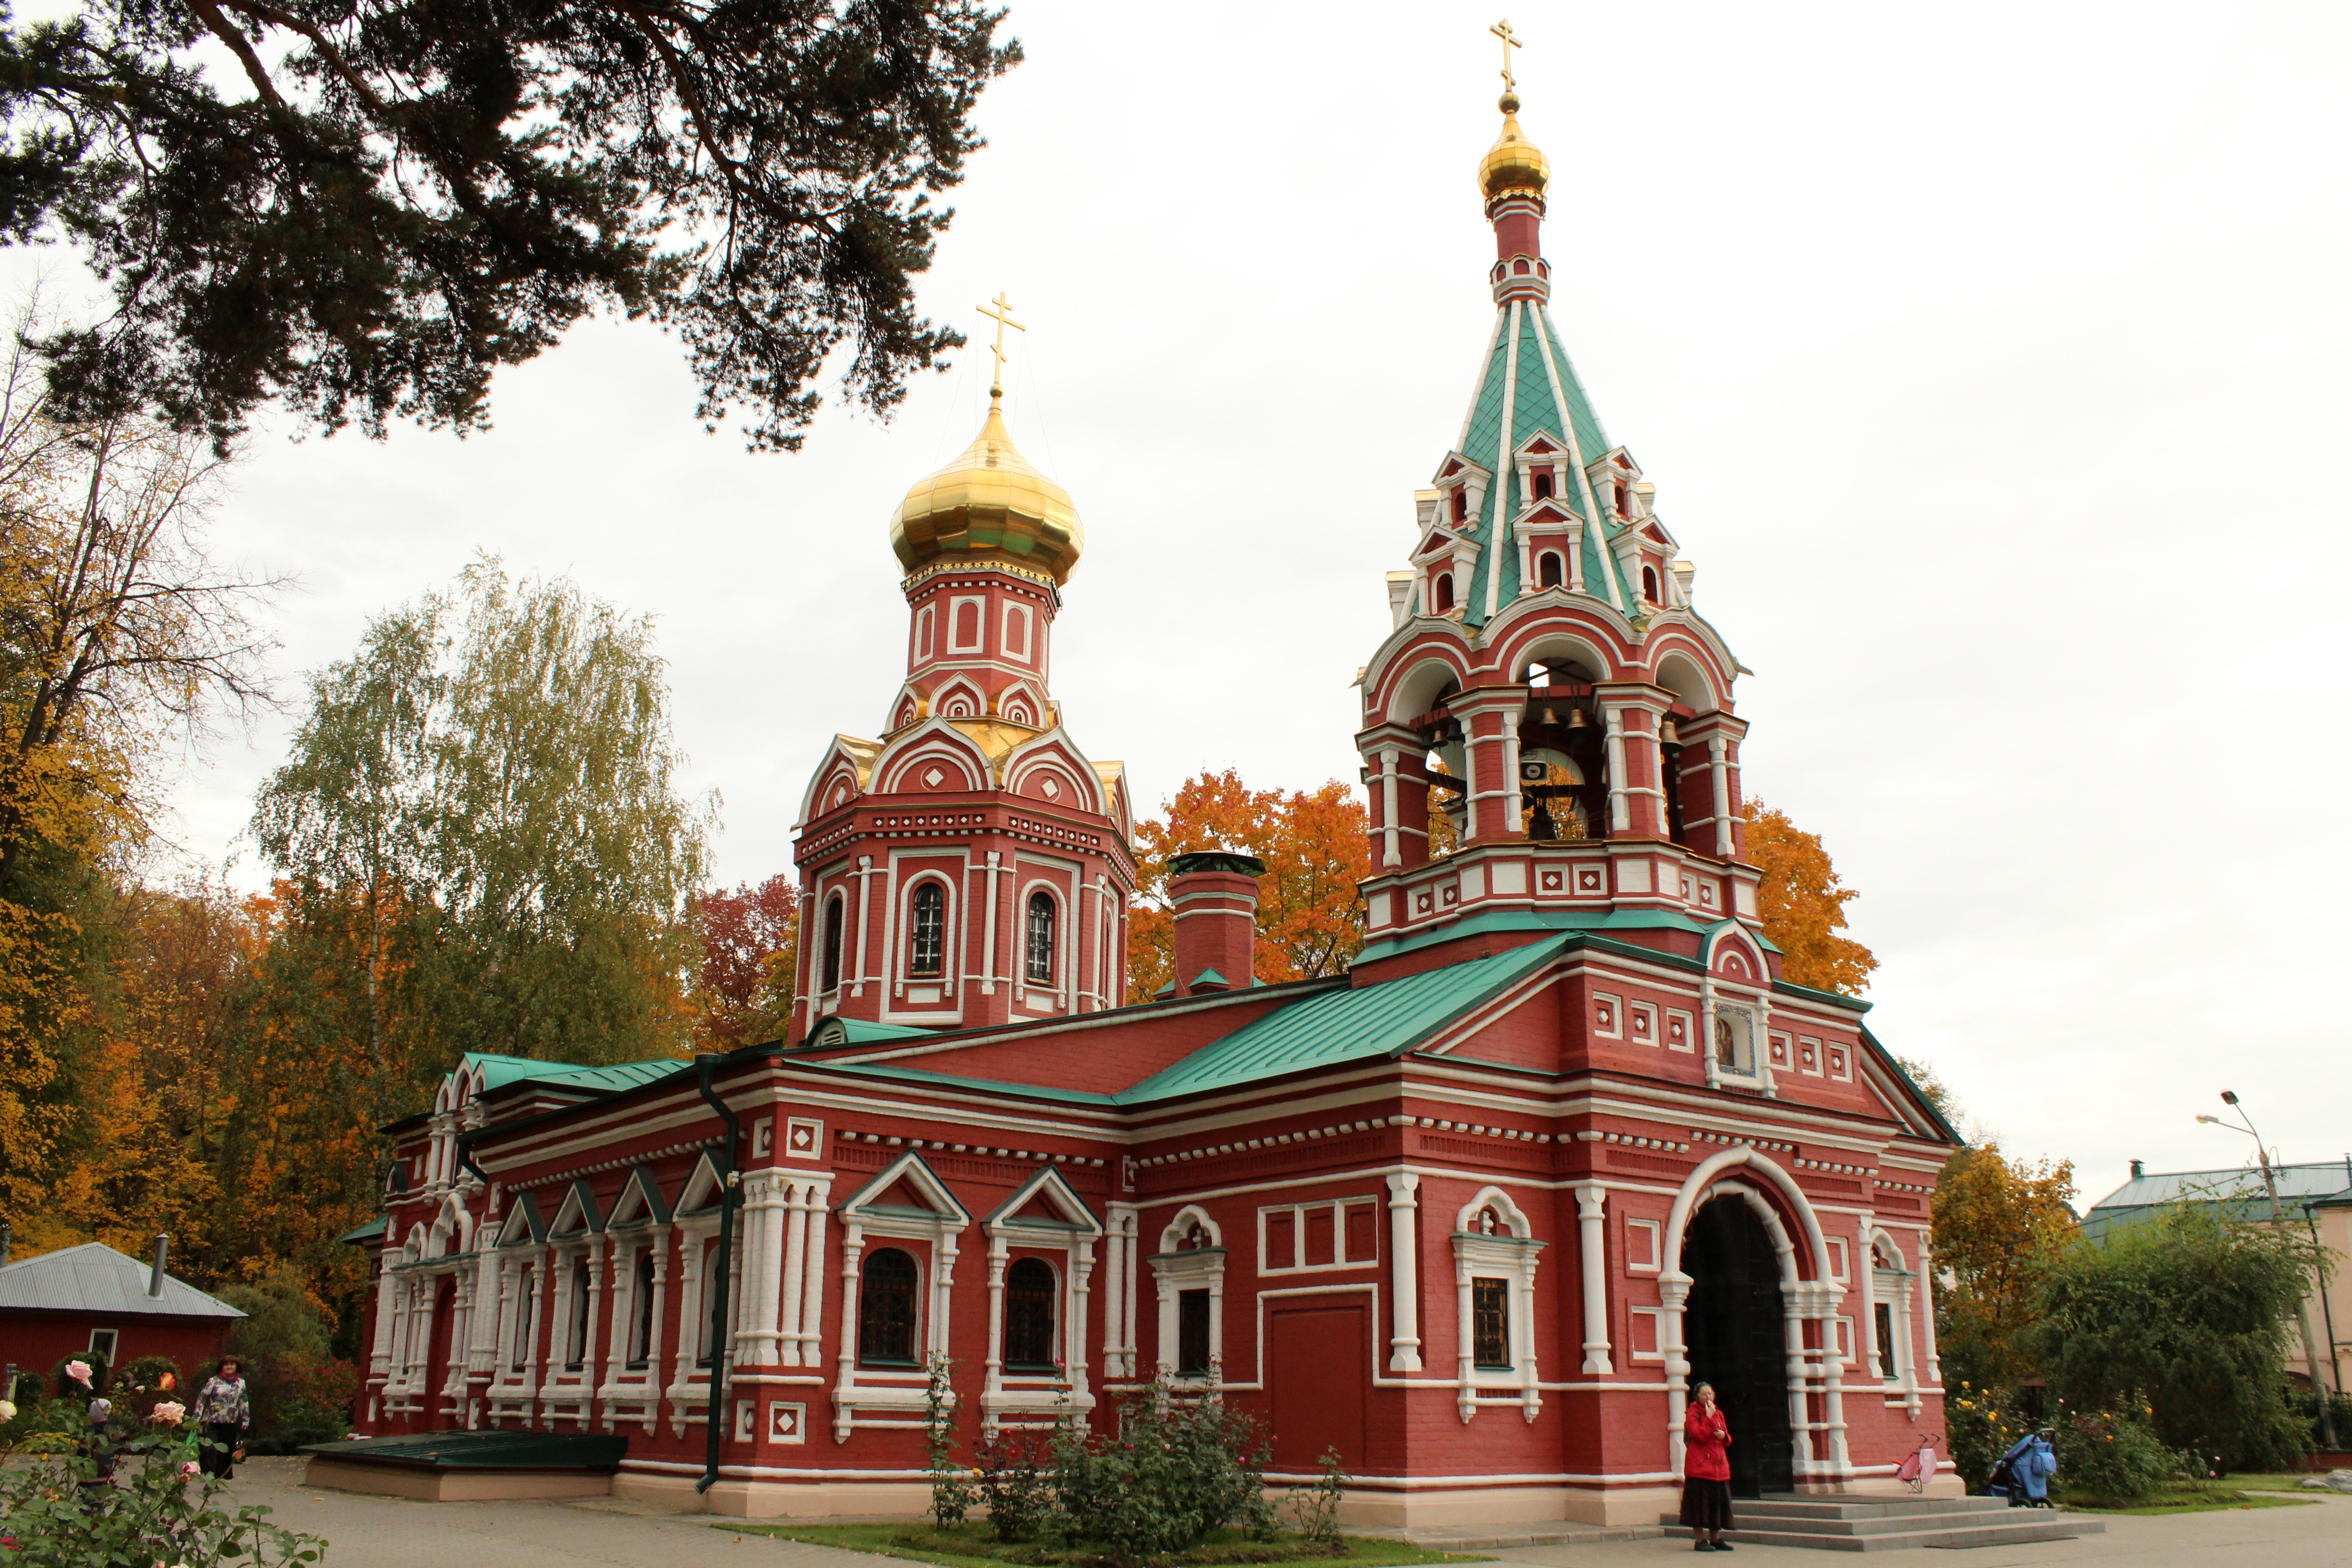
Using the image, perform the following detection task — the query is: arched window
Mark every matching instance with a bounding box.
[1450,488,1467,523]
[858,1248,919,1365]
[1024,892,1057,986]
[628,1253,656,1367]
[907,883,945,979]
[511,1268,537,1371]
[1434,573,1455,613]
[1642,564,1660,603]
[1531,469,1554,500]
[822,894,845,992]
[1003,1257,1058,1370]
[1538,552,1564,589]
[566,1257,592,1368]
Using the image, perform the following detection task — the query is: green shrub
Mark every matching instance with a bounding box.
[973,1427,1054,1544]
[2033,1205,2312,1472]
[1947,1380,2029,1493]
[1046,1379,1279,1555]
[211,1267,359,1452]
[1284,1449,1349,1544]
[2056,1398,2176,1503]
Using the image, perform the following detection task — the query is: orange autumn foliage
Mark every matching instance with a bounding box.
[1127,770,1371,1004]
[1742,799,1878,996]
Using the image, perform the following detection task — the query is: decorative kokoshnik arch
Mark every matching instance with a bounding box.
[1656,1147,1851,1485]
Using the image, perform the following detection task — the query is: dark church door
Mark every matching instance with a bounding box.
[425,1276,458,1427]
[1266,1298,1367,1472]
[1681,1196,1795,1497]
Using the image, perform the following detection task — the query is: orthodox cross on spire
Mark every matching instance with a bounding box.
[1490,18,1523,94]
[977,291,1026,399]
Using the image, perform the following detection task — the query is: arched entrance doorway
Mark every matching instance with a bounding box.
[1681,1196,1794,1497]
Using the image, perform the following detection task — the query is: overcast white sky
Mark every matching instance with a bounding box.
[27,2,2348,1210]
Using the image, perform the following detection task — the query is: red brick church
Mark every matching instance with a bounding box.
[348,78,1958,1525]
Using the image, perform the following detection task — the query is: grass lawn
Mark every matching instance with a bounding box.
[2064,1486,2324,1516]
[718,1522,1480,1568]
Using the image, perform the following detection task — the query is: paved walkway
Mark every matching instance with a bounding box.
[208,1459,2352,1568]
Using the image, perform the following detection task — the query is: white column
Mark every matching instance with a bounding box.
[1917,1229,1943,1386]
[1069,1240,1096,1396]
[779,1181,811,1367]
[1102,1212,1127,1377]
[1855,1213,1879,1383]
[1120,1207,1140,1377]
[743,1172,788,1365]
[851,855,874,997]
[1604,706,1631,833]
[799,1180,831,1365]
[1576,1183,1613,1375]
[984,1236,1008,1419]
[793,890,815,1035]
[370,1252,400,1377]
[1659,1271,1691,1473]
[981,853,1001,995]
[1380,748,1401,867]
[1386,1173,1422,1371]
[1454,1261,1477,1424]
[833,1221,865,1443]
[1783,1284,1814,1475]
[1708,738,1734,857]
[1501,711,1524,836]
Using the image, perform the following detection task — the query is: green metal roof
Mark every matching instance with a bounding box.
[1456,299,1626,624]
[304,1429,627,1471]
[2080,1160,2352,1243]
[1116,935,1569,1102]
[1354,906,1710,965]
[461,1052,688,1097]
[336,1216,388,1246]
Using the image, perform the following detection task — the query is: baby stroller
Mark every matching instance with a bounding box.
[1985,1430,2057,1508]
[1894,1433,1941,1494]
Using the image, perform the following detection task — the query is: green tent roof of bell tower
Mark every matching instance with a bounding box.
[1455,299,1631,625]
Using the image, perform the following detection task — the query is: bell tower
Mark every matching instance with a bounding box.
[790,299,1137,1039]
[1351,70,1761,977]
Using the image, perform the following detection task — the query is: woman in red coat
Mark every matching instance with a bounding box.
[1681,1382,1735,1551]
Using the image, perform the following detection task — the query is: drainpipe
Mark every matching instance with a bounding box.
[693,1053,743,1497]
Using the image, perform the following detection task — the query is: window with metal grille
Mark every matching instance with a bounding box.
[1004,1257,1058,1370]
[1472,1277,1512,1370]
[858,1248,919,1365]
[511,1269,536,1370]
[822,895,845,991]
[908,883,946,978]
[1875,1302,1896,1378]
[566,1258,592,1368]
[1025,892,1056,985]
[628,1254,656,1367]
[1177,1289,1212,1376]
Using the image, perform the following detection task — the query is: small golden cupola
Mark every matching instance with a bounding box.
[888,294,1083,585]
[888,395,1083,585]
[1478,93,1551,203]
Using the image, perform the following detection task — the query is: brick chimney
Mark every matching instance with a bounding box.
[1167,851,1264,998]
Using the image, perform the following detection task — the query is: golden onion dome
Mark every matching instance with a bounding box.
[889,395,1084,585]
[1478,94,1551,201]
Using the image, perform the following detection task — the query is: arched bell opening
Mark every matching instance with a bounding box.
[1517,657,1608,841]
[1681,1194,1798,1498]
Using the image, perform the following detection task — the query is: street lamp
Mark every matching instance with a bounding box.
[2198,1090,2339,1449]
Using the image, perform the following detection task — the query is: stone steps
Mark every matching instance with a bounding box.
[1657,1492,2105,1553]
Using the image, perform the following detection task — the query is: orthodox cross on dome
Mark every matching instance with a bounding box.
[1490,18,1523,93]
[977,291,1026,399]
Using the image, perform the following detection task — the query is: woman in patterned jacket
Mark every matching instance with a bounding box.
[192,1357,251,1480]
